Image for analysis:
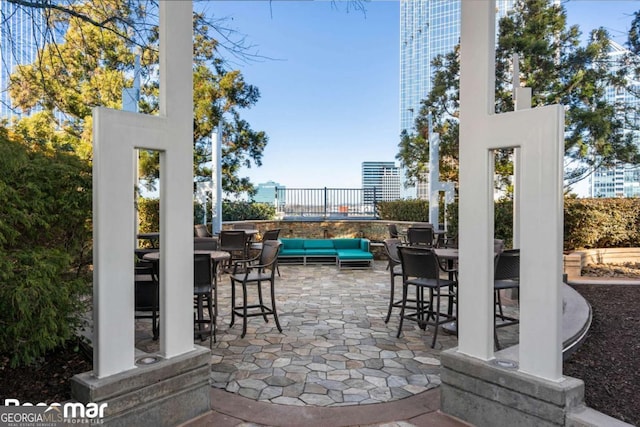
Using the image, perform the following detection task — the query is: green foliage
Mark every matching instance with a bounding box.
[399,0,639,191]
[222,201,276,221]
[445,200,514,248]
[138,198,276,229]
[376,200,430,222]
[564,198,640,249]
[0,129,92,367]
[446,198,640,251]
[137,198,160,233]
[8,1,267,198]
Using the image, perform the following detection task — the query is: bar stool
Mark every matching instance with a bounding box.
[229,241,283,338]
[194,253,216,347]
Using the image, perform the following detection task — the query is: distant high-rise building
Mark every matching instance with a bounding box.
[253,180,282,204]
[361,161,401,204]
[400,0,515,134]
[380,169,402,201]
[399,0,515,197]
[0,1,47,122]
[589,40,640,198]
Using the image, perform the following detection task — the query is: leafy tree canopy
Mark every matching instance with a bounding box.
[5,0,269,197]
[397,0,640,193]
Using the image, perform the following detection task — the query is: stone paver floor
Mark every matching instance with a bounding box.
[136,260,519,407]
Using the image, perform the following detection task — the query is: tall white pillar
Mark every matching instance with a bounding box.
[458,0,564,381]
[92,1,194,378]
[211,126,223,234]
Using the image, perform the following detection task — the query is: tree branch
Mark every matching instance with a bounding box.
[7,0,126,28]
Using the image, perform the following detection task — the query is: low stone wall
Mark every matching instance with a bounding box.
[577,247,640,265]
[224,219,391,241]
[564,248,640,280]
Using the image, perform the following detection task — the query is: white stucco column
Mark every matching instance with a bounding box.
[428,115,455,229]
[458,0,564,381]
[211,126,223,234]
[92,1,194,378]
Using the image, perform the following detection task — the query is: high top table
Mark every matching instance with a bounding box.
[142,250,230,342]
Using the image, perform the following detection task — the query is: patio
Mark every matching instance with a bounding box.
[135,260,519,407]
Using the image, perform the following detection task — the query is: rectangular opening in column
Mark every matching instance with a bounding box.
[134,148,161,354]
[493,147,520,352]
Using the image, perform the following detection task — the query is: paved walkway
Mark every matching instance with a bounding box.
[137,261,517,426]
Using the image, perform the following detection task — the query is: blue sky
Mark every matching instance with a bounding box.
[204,1,640,190]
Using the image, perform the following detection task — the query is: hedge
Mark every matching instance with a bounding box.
[222,200,275,221]
[0,131,92,366]
[137,198,276,233]
[380,197,640,251]
[377,200,430,222]
[563,198,640,249]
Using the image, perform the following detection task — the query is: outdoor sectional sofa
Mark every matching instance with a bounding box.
[278,238,373,269]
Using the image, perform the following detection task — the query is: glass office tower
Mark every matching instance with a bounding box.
[399,0,516,199]
[0,0,47,121]
[362,161,401,204]
[400,0,460,135]
[254,181,283,204]
[589,40,640,198]
[400,0,515,135]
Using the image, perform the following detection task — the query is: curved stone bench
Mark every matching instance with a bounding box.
[495,282,592,362]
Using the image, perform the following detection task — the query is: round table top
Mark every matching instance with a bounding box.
[137,232,160,239]
[143,250,230,262]
[230,229,259,235]
[433,248,459,260]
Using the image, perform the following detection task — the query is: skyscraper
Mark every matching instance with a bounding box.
[253,180,282,204]
[400,0,460,135]
[399,0,515,199]
[400,0,516,135]
[361,161,401,203]
[0,1,46,122]
[589,40,640,198]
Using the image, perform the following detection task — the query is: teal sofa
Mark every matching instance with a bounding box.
[279,238,373,269]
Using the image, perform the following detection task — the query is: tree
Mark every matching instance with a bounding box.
[5,0,268,197]
[398,0,640,193]
[620,11,640,130]
[0,127,92,366]
[3,0,370,196]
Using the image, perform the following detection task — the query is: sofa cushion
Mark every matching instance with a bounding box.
[305,249,337,256]
[332,239,360,249]
[279,249,307,256]
[304,239,335,250]
[280,238,305,249]
[336,249,373,260]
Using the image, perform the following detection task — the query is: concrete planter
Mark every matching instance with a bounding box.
[563,247,640,280]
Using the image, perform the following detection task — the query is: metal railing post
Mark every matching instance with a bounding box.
[323,187,328,219]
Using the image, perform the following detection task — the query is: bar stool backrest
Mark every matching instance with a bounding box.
[494,249,520,280]
[397,246,439,280]
[219,230,247,251]
[193,253,213,292]
[259,240,282,271]
[383,238,402,266]
[261,229,281,242]
[407,227,434,247]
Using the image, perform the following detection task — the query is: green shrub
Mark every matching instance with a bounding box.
[222,200,276,221]
[564,198,640,249]
[377,199,430,222]
[137,197,160,233]
[138,198,276,231]
[446,197,640,251]
[445,199,513,247]
[0,131,92,366]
